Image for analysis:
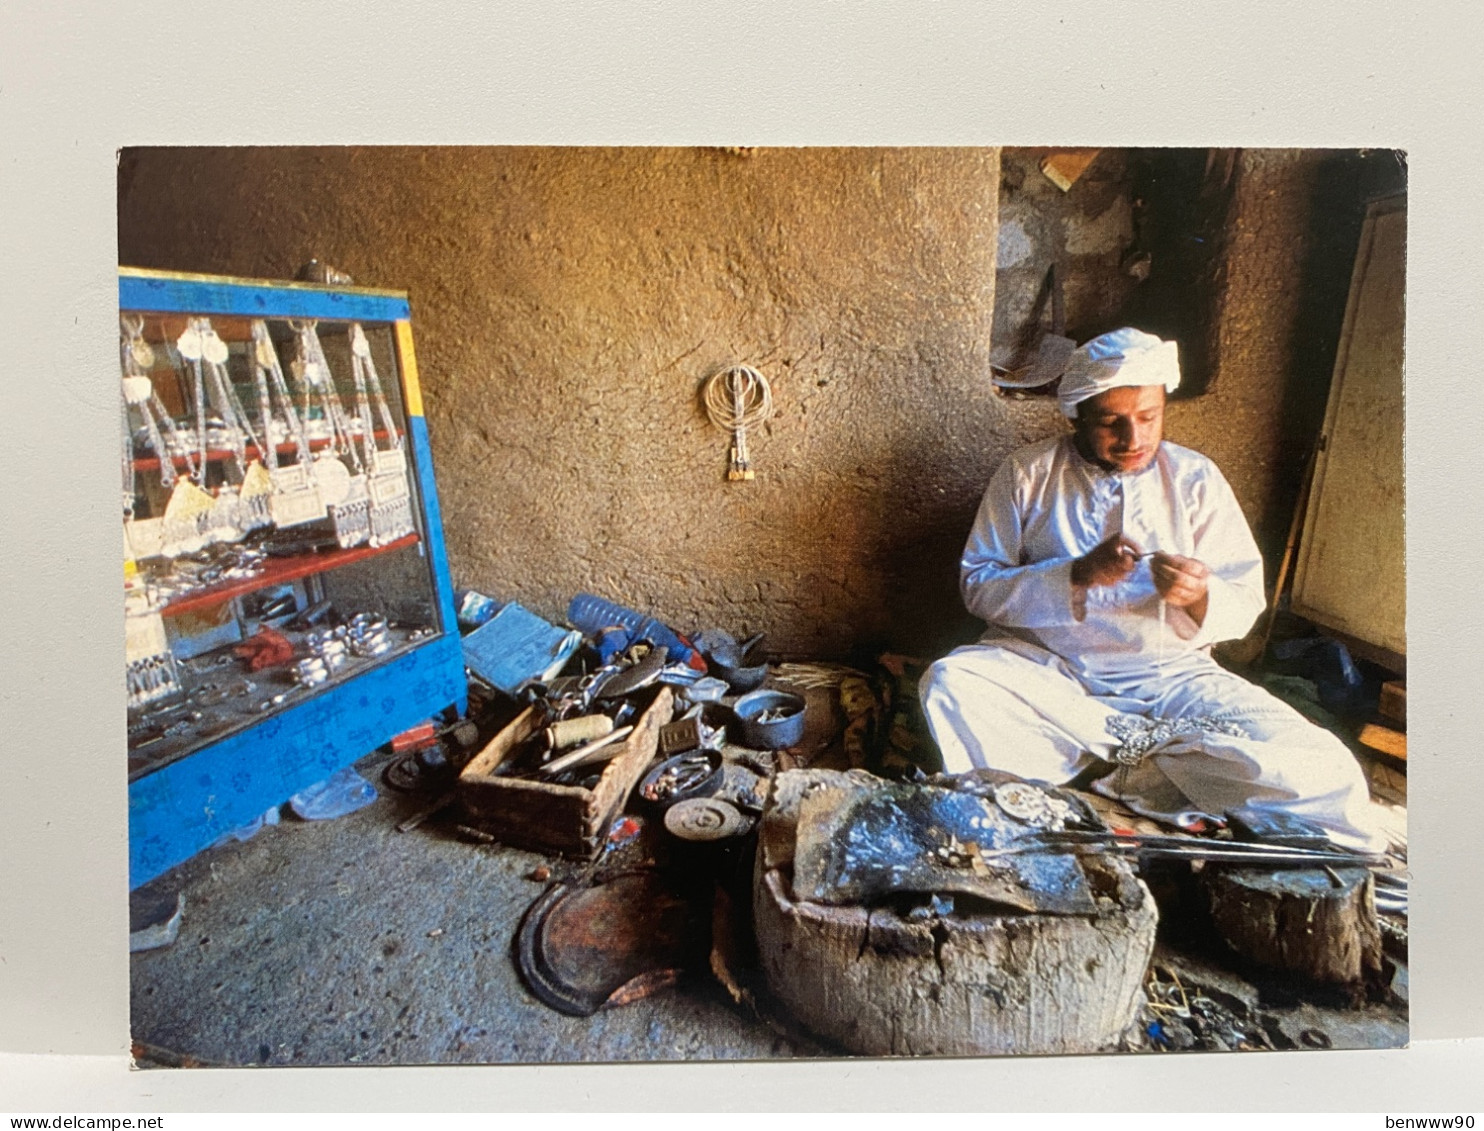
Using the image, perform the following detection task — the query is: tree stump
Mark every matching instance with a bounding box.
[752,769,1159,1057]
[1204,865,1383,985]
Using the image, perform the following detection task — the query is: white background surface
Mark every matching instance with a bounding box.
[1,0,1479,1112]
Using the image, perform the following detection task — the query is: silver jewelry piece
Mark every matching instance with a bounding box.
[1105,713,1251,767]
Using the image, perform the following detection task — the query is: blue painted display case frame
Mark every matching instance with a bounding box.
[122,268,467,888]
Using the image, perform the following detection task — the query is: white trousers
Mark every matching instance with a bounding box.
[919,641,1385,852]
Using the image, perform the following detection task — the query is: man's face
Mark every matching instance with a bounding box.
[1074,384,1166,474]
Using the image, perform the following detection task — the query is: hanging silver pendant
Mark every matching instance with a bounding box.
[330,471,371,549]
[369,495,415,547]
[252,320,326,533]
[368,447,410,503]
[367,448,415,546]
[124,516,165,561]
[347,324,416,549]
[268,462,327,528]
[208,487,248,544]
[159,479,216,557]
[237,460,274,534]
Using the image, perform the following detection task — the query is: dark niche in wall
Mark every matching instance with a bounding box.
[1117,148,1238,400]
[991,147,1237,402]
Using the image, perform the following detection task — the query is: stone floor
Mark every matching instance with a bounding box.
[129,747,1408,1068]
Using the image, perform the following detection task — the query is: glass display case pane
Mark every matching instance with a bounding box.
[121,309,443,780]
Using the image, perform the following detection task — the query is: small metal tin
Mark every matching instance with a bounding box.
[732,689,807,749]
[658,715,705,758]
[638,750,724,810]
[663,797,752,842]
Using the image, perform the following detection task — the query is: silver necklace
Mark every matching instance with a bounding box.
[292,320,370,548]
[250,319,327,528]
[350,323,415,547]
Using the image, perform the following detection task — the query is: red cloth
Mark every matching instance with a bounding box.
[234,627,296,671]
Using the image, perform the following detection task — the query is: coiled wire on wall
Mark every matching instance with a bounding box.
[702,364,772,481]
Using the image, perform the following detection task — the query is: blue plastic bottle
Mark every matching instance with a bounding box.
[566,593,702,667]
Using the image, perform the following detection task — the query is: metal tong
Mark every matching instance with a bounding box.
[1028,828,1392,870]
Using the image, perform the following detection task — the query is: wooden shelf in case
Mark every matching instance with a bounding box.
[132,432,402,473]
[159,533,420,618]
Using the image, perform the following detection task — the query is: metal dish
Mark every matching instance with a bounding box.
[638,749,725,811]
[696,630,768,693]
[710,657,768,694]
[732,688,806,750]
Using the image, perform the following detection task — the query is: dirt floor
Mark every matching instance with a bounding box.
[129,748,810,1066]
[129,739,1408,1067]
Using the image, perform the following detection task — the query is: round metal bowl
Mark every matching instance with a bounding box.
[637,749,724,812]
[710,658,768,694]
[732,689,807,750]
[696,630,768,693]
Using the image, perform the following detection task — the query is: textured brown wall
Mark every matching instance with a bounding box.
[1178,149,1371,562]
[116,146,1365,660]
[119,146,1013,659]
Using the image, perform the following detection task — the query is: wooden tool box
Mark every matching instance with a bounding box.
[459,687,673,858]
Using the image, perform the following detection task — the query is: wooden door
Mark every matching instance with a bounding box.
[1291,195,1406,664]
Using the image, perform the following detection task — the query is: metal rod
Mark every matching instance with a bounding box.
[1074,844,1384,869]
[1036,829,1385,864]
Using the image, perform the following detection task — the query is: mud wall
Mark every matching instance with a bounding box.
[117,146,1375,659]
[120,147,1010,658]
[1179,149,1381,561]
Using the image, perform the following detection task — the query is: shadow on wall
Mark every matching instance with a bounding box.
[115,146,1399,662]
[117,146,1015,662]
[1263,150,1407,559]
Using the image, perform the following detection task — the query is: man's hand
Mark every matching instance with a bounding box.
[1150,552,1210,624]
[1071,533,1143,589]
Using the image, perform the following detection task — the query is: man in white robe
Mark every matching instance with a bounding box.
[919,327,1384,851]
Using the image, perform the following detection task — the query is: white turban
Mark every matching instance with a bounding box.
[1057,327,1181,418]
